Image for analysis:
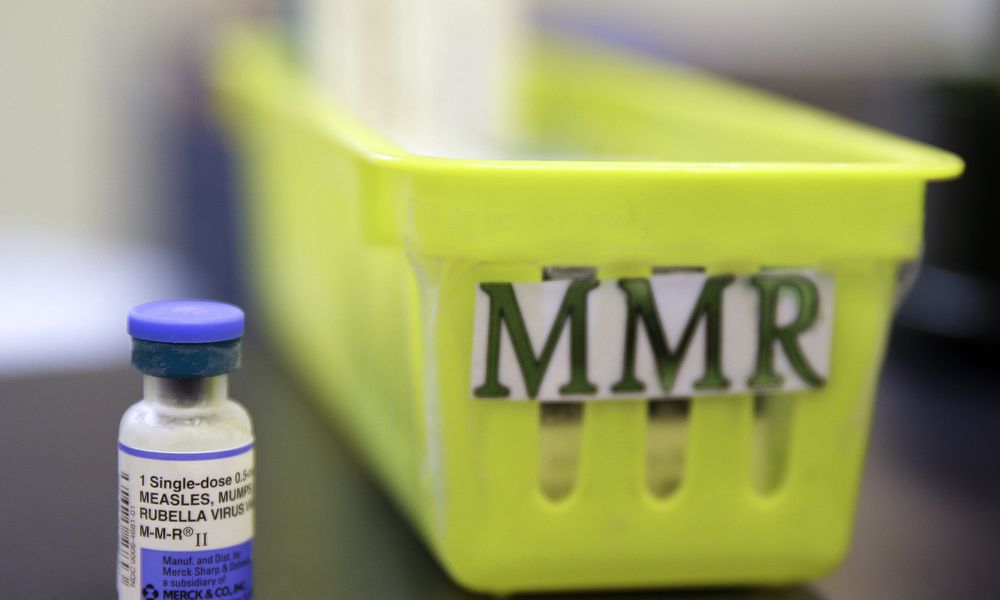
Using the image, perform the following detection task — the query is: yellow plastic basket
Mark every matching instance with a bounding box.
[214,30,962,593]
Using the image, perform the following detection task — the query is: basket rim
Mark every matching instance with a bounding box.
[213,27,964,182]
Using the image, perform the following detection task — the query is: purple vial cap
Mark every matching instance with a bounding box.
[128,300,245,344]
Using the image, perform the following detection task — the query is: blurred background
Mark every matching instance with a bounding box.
[1,1,998,598]
[3,0,999,372]
[3,0,997,373]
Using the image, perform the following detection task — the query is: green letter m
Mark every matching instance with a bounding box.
[612,275,734,395]
[473,280,599,399]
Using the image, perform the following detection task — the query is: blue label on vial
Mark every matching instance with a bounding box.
[140,539,252,600]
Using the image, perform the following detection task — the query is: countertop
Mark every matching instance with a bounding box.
[2,331,998,599]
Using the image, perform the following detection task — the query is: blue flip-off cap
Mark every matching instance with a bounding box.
[128,300,245,377]
[128,300,244,343]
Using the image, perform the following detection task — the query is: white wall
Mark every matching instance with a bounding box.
[0,0,261,375]
[539,0,1000,79]
[0,0,260,245]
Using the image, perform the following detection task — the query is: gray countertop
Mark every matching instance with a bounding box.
[2,332,997,599]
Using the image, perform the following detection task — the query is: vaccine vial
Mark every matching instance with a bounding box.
[117,300,254,600]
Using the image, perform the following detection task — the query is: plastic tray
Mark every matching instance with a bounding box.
[214,29,962,593]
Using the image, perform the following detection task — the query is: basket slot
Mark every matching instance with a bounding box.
[537,403,584,501]
[645,399,690,498]
[642,266,704,499]
[747,265,802,496]
[537,266,595,502]
[750,394,795,495]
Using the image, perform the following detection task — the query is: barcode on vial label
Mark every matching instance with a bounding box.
[119,471,134,587]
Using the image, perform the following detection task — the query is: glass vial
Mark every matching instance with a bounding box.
[117,300,254,600]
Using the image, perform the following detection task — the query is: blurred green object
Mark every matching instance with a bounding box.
[214,28,961,593]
